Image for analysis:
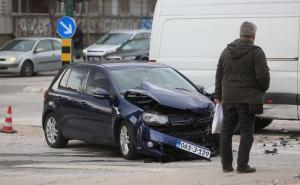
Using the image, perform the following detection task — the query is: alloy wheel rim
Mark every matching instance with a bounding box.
[46,117,58,144]
[120,126,130,155]
[25,64,32,74]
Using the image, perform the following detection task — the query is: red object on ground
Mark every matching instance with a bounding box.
[0,106,17,134]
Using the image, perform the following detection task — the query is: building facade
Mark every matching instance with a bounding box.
[0,0,156,46]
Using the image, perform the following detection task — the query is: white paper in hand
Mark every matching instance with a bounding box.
[212,104,223,134]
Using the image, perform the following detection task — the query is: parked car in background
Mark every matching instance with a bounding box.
[0,37,61,76]
[106,38,150,61]
[43,62,215,160]
[83,30,151,62]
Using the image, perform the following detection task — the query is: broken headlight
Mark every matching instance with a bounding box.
[142,112,168,126]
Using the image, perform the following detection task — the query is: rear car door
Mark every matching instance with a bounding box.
[56,66,89,140]
[50,39,62,70]
[32,39,58,71]
[79,68,114,144]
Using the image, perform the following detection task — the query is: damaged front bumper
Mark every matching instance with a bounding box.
[137,124,212,160]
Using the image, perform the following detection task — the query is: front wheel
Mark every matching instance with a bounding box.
[119,121,138,160]
[20,61,34,76]
[44,113,68,148]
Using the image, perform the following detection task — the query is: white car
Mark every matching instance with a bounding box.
[0,37,61,76]
[83,29,151,62]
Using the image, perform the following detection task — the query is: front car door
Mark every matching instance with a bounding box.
[32,39,57,71]
[79,67,114,144]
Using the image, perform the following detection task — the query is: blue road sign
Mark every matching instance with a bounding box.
[56,16,77,39]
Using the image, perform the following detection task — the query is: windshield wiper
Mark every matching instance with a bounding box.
[175,87,191,92]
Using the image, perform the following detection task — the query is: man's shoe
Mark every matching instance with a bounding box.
[223,166,234,172]
[237,165,256,173]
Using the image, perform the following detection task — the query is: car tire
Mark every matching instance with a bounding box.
[119,121,138,160]
[20,60,34,76]
[43,112,68,148]
[255,118,273,131]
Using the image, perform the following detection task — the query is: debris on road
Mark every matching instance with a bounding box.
[265,148,278,154]
[278,138,289,146]
[294,174,300,179]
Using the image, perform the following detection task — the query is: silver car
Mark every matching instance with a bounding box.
[83,29,151,62]
[0,37,62,76]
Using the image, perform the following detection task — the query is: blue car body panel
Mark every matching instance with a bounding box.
[43,62,215,159]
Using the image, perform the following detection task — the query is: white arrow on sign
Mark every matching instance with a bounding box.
[59,21,73,35]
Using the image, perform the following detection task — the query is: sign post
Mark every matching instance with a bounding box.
[56,16,77,65]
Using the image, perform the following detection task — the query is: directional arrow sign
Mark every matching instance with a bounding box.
[57,16,76,39]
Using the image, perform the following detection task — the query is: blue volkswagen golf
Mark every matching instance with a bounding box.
[43,62,215,160]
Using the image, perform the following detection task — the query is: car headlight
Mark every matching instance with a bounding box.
[123,56,136,60]
[83,49,87,54]
[142,112,168,126]
[7,56,17,63]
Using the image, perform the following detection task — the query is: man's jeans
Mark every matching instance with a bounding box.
[220,103,255,169]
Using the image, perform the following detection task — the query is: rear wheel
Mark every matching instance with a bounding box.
[255,118,273,131]
[44,112,68,148]
[119,121,138,160]
[20,61,34,76]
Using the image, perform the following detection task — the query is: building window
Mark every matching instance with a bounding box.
[119,0,129,16]
[12,0,49,14]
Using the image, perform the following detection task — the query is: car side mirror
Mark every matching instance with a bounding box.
[92,88,110,99]
[195,84,214,101]
[195,84,205,94]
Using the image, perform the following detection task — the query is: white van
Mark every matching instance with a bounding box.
[149,0,300,129]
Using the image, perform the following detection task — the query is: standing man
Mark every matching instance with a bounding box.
[214,21,270,173]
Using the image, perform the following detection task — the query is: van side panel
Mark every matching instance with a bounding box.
[150,0,300,120]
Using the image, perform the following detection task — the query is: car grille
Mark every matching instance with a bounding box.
[168,113,212,127]
[0,58,5,62]
[150,113,213,142]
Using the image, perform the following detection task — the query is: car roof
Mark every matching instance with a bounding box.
[14,37,61,41]
[109,29,151,34]
[76,62,169,71]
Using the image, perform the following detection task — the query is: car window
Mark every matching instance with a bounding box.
[65,67,88,92]
[120,39,149,51]
[111,67,198,93]
[133,33,150,39]
[59,68,72,88]
[35,40,53,52]
[0,39,36,52]
[96,33,132,45]
[52,40,61,50]
[85,69,110,95]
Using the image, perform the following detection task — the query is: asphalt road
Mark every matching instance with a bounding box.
[0,72,300,185]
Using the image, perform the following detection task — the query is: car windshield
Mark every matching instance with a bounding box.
[111,67,198,93]
[119,39,149,51]
[1,39,36,52]
[96,33,132,45]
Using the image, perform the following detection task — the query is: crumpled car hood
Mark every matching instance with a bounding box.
[125,82,214,113]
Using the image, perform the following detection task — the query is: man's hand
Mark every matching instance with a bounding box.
[214,98,222,104]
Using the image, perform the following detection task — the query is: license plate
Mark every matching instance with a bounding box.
[176,140,211,159]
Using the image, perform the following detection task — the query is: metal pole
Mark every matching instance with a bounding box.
[65,0,73,64]
[65,0,74,17]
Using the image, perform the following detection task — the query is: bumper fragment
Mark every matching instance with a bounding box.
[140,125,211,159]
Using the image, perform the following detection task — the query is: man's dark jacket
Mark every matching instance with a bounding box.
[215,39,270,104]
